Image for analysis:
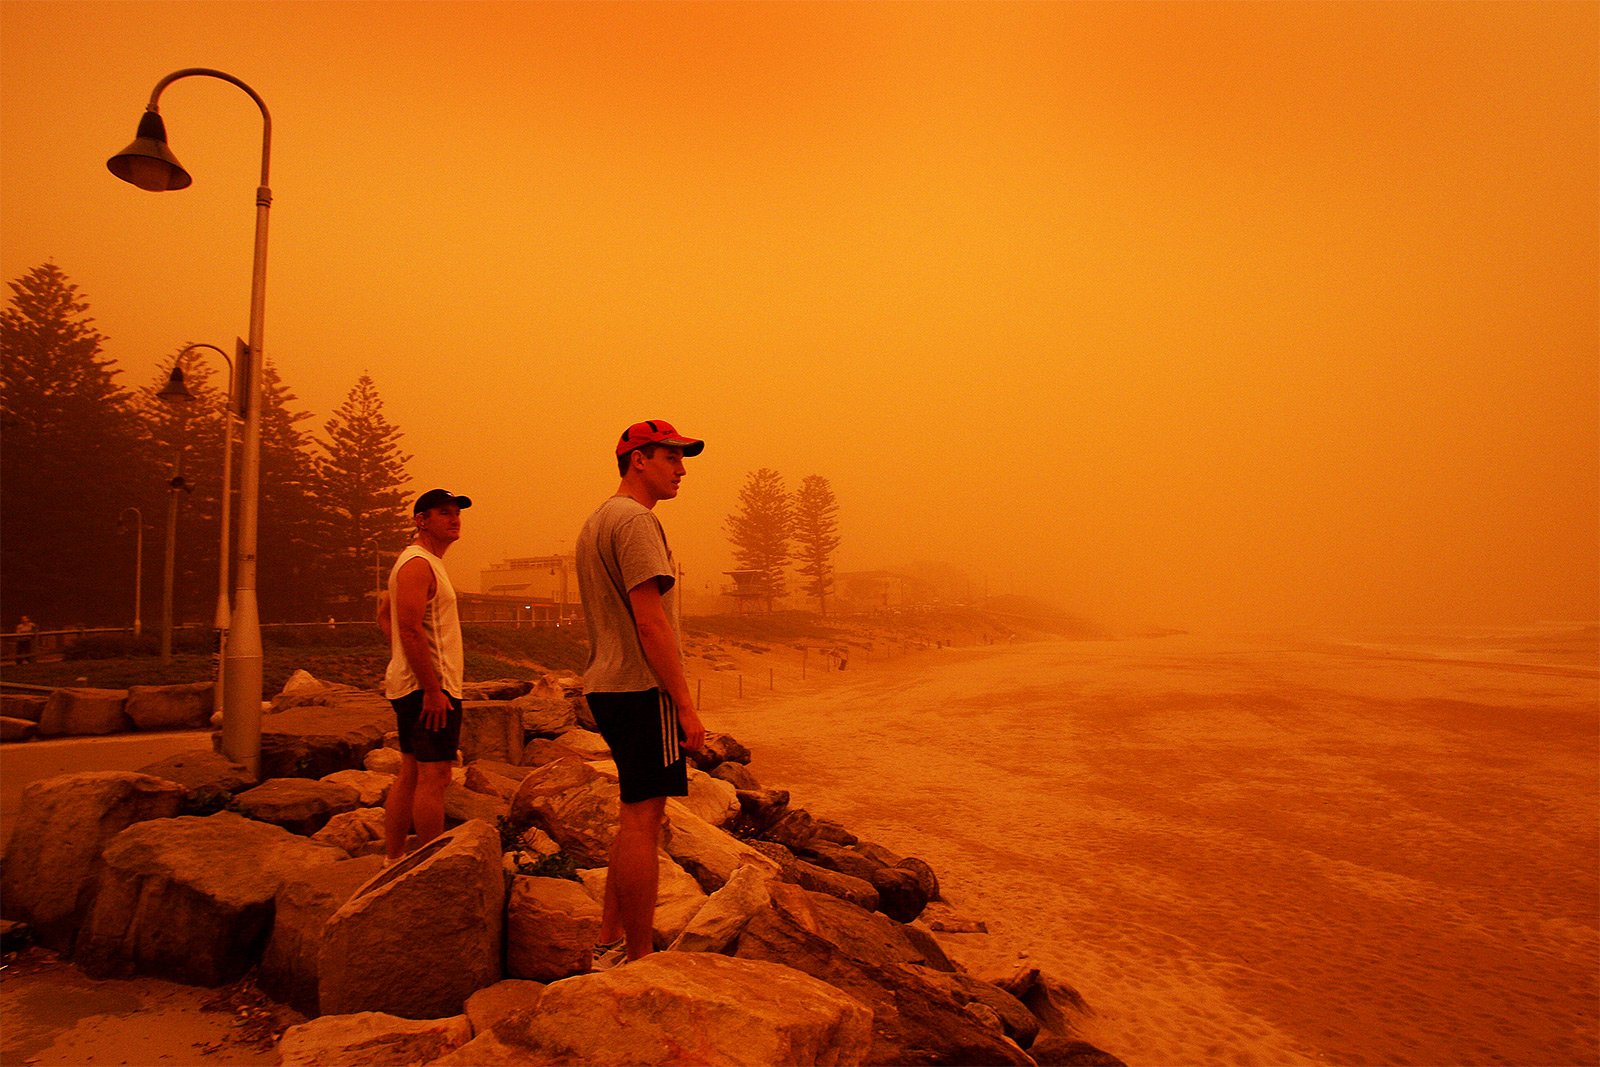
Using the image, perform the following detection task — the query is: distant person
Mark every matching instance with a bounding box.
[377,489,471,865]
[576,420,707,965]
[13,615,35,664]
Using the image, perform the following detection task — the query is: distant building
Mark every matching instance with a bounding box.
[473,555,580,626]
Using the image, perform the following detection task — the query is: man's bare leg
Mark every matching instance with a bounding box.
[607,796,666,961]
[384,755,420,861]
[412,760,453,847]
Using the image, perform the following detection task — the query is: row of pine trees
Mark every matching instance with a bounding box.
[0,263,414,629]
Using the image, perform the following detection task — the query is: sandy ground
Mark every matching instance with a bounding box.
[714,628,1600,1067]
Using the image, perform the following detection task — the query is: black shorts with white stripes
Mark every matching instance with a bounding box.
[584,688,689,804]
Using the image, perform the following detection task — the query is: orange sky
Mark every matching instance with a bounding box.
[2,1,1595,631]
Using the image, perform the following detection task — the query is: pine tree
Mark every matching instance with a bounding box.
[255,359,323,620]
[314,373,413,614]
[1,264,151,626]
[724,468,792,612]
[792,475,842,615]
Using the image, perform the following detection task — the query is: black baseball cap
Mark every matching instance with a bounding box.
[413,489,472,514]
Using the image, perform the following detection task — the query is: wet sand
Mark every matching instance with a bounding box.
[716,628,1600,1067]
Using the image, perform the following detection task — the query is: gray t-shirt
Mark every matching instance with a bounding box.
[576,494,678,693]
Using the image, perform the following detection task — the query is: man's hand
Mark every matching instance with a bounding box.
[420,688,450,731]
[678,704,706,754]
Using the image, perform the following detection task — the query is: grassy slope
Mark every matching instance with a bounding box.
[0,600,1099,693]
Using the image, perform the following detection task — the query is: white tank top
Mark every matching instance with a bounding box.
[383,544,464,700]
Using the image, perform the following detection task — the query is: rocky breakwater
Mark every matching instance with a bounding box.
[0,669,1124,1066]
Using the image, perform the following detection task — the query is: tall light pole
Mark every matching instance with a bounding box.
[158,463,193,663]
[110,68,272,778]
[158,345,237,715]
[118,508,144,637]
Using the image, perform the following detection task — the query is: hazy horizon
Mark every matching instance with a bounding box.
[3,1,1594,634]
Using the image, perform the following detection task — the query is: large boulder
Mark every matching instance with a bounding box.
[869,865,930,923]
[462,679,534,701]
[687,731,752,772]
[1,693,47,723]
[737,787,792,831]
[464,979,545,1034]
[233,778,362,835]
[802,840,883,883]
[1,717,38,741]
[576,853,708,950]
[460,700,523,764]
[136,750,255,813]
[506,875,602,981]
[320,769,394,807]
[269,673,365,714]
[363,747,403,775]
[244,696,394,779]
[733,883,1033,1066]
[791,858,880,912]
[0,772,184,952]
[319,820,504,1019]
[277,1012,473,1067]
[38,687,130,736]
[511,690,578,736]
[453,953,872,1067]
[124,682,216,731]
[711,760,759,791]
[553,727,611,760]
[463,759,533,802]
[519,736,590,768]
[684,768,740,828]
[508,757,619,867]
[310,808,388,857]
[663,799,781,893]
[669,862,777,954]
[444,782,509,826]
[74,811,343,985]
[259,856,385,1014]
[764,807,819,852]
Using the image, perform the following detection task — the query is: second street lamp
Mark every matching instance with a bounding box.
[158,343,237,717]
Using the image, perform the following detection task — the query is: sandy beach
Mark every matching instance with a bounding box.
[715,626,1600,1067]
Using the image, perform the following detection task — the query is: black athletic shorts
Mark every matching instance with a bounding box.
[585,689,688,804]
[390,690,464,763]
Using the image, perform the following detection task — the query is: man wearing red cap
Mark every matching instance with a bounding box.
[576,421,707,964]
[378,488,471,864]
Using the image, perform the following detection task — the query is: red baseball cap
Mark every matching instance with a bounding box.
[615,420,705,457]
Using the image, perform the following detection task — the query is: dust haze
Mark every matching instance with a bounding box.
[2,2,1594,633]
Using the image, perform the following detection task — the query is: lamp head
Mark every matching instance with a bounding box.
[157,364,195,403]
[107,111,192,191]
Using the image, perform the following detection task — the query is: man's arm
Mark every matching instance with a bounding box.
[376,590,392,641]
[628,578,705,752]
[393,557,450,730]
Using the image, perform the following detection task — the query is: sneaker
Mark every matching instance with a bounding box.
[591,940,628,973]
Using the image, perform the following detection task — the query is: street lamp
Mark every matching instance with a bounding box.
[117,508,144,637]
[110,68,272,778]
[158,343,238,714]
[159,465,193,663]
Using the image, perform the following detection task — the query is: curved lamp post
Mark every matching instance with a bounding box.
[158,343,237,714]
[110,68,271,777]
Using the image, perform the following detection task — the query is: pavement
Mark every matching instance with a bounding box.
[0,729,214,850]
